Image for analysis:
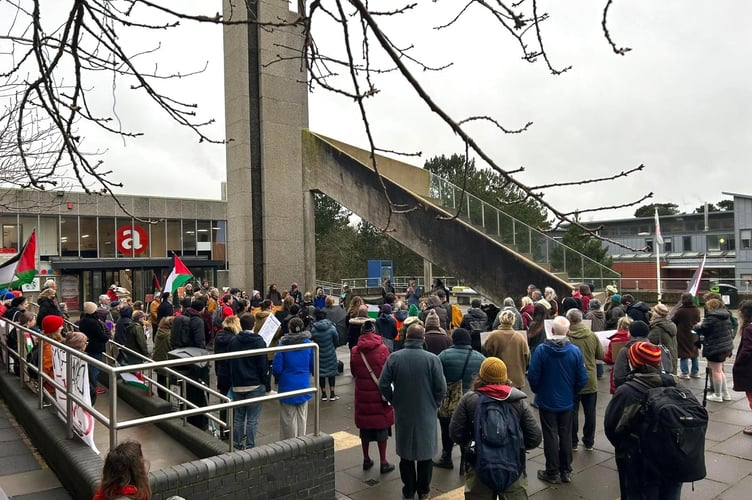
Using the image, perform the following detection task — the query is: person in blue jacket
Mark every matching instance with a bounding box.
[273,317,315,439]
[527,315,587,485]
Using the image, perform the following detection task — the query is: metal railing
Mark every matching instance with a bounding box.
[428,173,621,290]
[0,317,320,453]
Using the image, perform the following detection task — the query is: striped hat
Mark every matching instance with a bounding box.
[627,341,662,368]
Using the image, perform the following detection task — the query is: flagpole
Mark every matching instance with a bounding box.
[654,209,663,303]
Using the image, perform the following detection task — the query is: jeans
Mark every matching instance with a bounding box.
[571,392,597,448]
[539,409,573,474]
[88,352,103,390]
[233,385,265,449]
[679,357,699,376]
[399,458,433,498]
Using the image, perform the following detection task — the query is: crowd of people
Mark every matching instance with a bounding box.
[4,277,752,500]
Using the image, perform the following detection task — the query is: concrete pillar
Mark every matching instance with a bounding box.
[223,0,310,292]
[423,259,433,294]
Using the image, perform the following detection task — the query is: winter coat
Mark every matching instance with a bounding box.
[323,305,347,346]
[375,314,398,341]
[733,322,752,392]
[310,318,339,377]
[214,327,235,388]
[672,304,701,359]
[604,329,631,395]
[449,385,541,475]
[124,321,148,359]
[230,330,269,390]
[613,336,673,389]
[79,314,110,357]
[648,317,678,374]
[586,310,606,332]
[36,297,62,329]
[520,304,534,330]
[350,332,394,430]
[379,338,446,461]
[605,304,625,330]
[460,308,489,351]
[272,331,314,405]
[567,322,605,394]
[527,337,587,412]
[626,301,650,323]
[482,328,530,389]
[420,297,449,330]
[347,315,369,350]
[314,295,326,309]
[184,308,208,348]
[438,345,485,392]
[152,327,172,362]
[604,371,680,495]
[156,300,173,324]
[424,328,452,356]
[695,308,734,360]
[492,306,523,331]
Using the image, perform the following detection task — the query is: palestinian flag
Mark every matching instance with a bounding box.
[163,254,192,294]
[0,230,37,289]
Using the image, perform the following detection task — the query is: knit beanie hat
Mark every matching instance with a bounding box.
[611,293,621,304]
[652,303,669,318]
[361,319,376,334]
[65,331,88,351]
[425,309,441,331]
[222,306,235,318]
[83,301,97,315]
[498,310,516,327]
[629,320,650,338]
[132,311,146,322]
[479,357,508,384]
[627,341,662,367]
[589,299,601,310]
[408,304,420,317]
[381,303,392,315]
[41,315,64,334]
[451,328,471,346]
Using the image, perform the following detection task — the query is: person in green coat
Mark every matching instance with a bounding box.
[565,309,604,451]
[648,303,678,375]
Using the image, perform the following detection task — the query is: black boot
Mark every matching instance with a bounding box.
[432,450,453,469]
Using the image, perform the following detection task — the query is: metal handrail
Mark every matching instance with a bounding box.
[0,317,320,454]
[428,173,621,288]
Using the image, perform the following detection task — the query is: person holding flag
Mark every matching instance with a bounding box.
[164,254,193,300]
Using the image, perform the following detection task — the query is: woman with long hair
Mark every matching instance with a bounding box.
[93,440,151,500]
[696,298,734,403]
[215,311,241,438]
[152,316,174,400]
[526,303,548,353]
[733,301,752,435]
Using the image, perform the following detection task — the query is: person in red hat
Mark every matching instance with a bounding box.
[40,315,64,395]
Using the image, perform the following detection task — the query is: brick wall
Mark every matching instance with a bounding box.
[149,434,335,500]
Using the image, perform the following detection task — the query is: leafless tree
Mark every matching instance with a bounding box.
[0,0,647,248]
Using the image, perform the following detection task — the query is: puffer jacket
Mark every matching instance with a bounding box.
[273,331,314,405]
[567,322,604,394]
[527,336,588,411]
[696,308,734,359]
[648,317,678,374]
[438,345,485,392]
[350,332,394,430]
[310,318,339,377]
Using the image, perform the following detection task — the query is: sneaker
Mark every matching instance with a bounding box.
[723,393,732,401]
[380,462,395,474]
[537,469,561,484]
[585,446,594,451]
[678,374,690,380]
[95,386,107,394]
[363,458,374,470]
[571,444,579,451]
[329,393,340,401]
[690,373,702,379]
[560,471,572,483]
[321,393,329,401]
[706,393,723,403]
[743,425,752,436]
[418,494,431,500]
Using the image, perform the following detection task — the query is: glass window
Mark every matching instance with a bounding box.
[663,237,673,253]
[645,238,653,253]
[213,220,226,262]
[183,220,196,256]
[80,217,98,258]
[131,223,150,259]
[1,215,18,252]
[741,229,752,250]
[707,234,735,251]
[150,220,166,258]
[98,218,116,258]
[683,236,692,252]
[29,216,59,256]
[60,216,79,257]
[196,220,211,256]
[166,220,181,255]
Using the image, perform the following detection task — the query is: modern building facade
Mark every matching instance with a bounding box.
[0,189,227,311]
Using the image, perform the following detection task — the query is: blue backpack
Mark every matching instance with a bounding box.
[472,394,525,492]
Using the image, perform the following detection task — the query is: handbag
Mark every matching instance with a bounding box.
[438,349,473,418]
[359,350,388,403]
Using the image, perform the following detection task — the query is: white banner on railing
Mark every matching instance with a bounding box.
[50,345,99,454]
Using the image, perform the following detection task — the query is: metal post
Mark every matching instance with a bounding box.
[228,406,234,452]
[65,349,73,439]
[109,369,117,451]
[481,202,485,229]
[37,338,44,409]
[313,343,320,436]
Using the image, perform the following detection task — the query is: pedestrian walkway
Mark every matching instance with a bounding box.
[0,399,71,500]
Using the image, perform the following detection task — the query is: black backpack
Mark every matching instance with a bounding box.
[470,394,525,493]
[171,315,192,349]
[628,377,708,483]
[26,342,41,380]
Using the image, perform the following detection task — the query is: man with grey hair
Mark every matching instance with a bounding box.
[528,314,587,484]
[380,323,446,500]
[565,308,604,452]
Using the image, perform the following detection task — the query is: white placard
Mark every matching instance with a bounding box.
[257,313,281,347]
[21,277,40,293]
[50,345,99,454]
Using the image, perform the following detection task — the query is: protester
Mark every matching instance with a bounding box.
[648,303,678,374]
[79,301,111,395]
[604,316,632,394]
[310,309,340,401]
[93,440,152,500]
[379,323,446,500]
[214,310,240,440]
[152,316,174,400]
[450,357,542,497]
[696,298,734,402]
[733,300,752,436]
[483,310,530,389]
[672,293,702,379]
[273,317,314,439]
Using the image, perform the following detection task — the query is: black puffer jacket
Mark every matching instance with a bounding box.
[696,309,734,359]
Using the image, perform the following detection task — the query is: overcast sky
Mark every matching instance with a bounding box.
[68,1,752,221]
